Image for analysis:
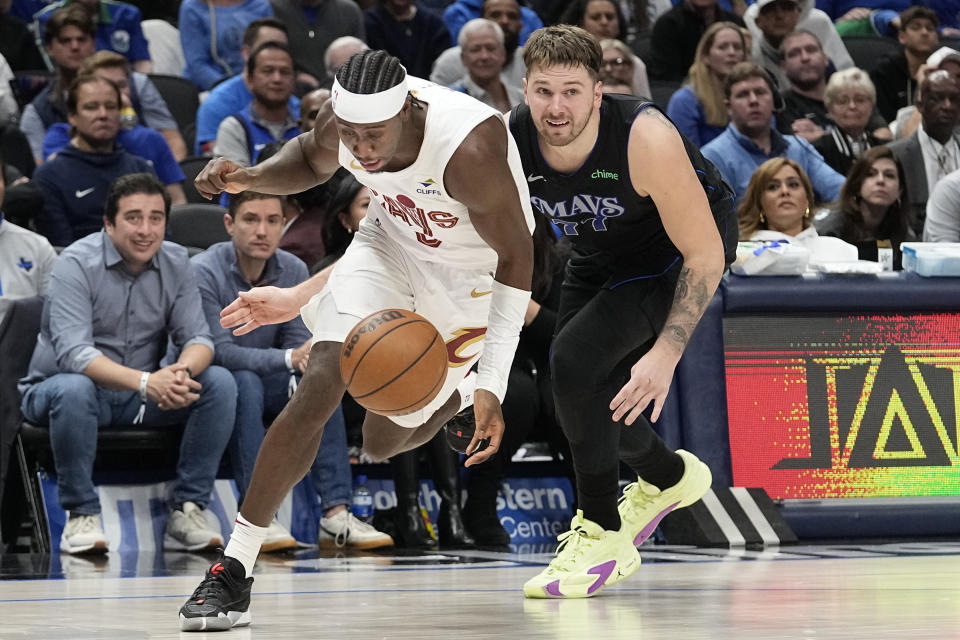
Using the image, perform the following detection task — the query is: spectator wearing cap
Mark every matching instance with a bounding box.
[648,0,744,82]
[890,45,960,139]
[744,0,853,88]
[813,67,887,176]
[870,6,939,123]
[887,70,960,236]
[32,0,152,73]
[701,61,845,203]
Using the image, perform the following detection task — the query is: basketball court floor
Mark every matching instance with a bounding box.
[1,541,958,639]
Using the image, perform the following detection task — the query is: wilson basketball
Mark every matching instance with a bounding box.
[340,309,449,416]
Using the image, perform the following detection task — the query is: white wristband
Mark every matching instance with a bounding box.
[284,348,294,371]
[139,371,150,401]
[476,280,531,403]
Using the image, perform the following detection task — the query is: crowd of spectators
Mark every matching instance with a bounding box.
[4,0,960,555]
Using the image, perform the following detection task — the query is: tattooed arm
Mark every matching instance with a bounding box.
[609,107,725,425]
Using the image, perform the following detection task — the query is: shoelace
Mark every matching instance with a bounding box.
[189,564,240,603]
[549,526,596,571]
[67,515,98,535]
[618,481,657,518]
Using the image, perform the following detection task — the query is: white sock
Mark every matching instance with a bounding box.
[457,370,477,413]
[224,512,267,578]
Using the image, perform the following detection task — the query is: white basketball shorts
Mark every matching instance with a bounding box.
[300,217,495,427]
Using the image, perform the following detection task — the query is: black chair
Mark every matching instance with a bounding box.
[0,297,190,552]
[647,79,682,109]
[147,73,200,151]
[841,36,901,72]
[168,203,230,250]
[179,155,212,204]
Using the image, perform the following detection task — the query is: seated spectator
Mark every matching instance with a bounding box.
[450,18,523,111]
[813,67,885,176]
[41,51,187,204]
[925,166,960,241]
[213,42,300,168]
[816,146,912,268]
[602,79,634,94]
[701,61,845,203]
[19,5,96,164]
[18,172,236,555]
[190,191,393,550]
[738,156,819,243]
[0,150,44,229]
[648,0,744,83]
[32,0,152,72]
[316,174,369,271]
[32,74,156,246]
[744,0,852,89]
[324,35,369,81]
[431,0,525,91]
[599,38,652,99]
[178,0,273,90]
[887,69,960,236]
[0,154,57,326]
[0,8,46,72]
[269,0,365,88]
[443,0,542,46]
[870,6,939,123]
[365,0,451,79]
[890,46,960,140]
[194,17,300,156]
[667,21,746,146]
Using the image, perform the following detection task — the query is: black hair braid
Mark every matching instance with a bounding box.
[335,50,406,94]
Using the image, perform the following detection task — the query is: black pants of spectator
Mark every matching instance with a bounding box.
[551,260,686,532]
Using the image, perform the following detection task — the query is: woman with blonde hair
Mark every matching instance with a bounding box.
[738,157,818,242]
[598,37,651,98]
[666,21,746,146]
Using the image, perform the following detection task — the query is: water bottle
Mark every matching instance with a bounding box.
[352,474,374,523]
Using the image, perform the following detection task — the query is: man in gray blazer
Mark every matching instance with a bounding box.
[888,70,960,236]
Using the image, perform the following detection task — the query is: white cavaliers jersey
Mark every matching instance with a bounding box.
[338,77,535,269]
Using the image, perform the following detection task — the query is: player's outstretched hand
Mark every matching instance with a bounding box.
[610,347,679,425]
[464,389,504,467]
[220,286,303,336]
[194,156,252,200]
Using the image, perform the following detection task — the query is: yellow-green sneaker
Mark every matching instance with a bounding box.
[523,510,641,599]
[618,449,712,546]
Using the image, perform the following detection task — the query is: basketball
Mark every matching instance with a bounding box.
[340,309,449,416]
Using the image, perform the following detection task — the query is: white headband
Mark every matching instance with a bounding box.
[331,73,409,124]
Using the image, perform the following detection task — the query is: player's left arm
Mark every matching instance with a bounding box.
[444,115,534,466]
[610,108,726,426]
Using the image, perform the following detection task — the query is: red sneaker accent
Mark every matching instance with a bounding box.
[211,563,224,576]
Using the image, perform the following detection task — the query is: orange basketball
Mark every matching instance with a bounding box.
[340,309,449,416]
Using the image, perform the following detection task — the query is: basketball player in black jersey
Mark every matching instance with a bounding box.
[512,25,738,598]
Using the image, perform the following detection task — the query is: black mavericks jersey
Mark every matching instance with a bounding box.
[509,94,737,282]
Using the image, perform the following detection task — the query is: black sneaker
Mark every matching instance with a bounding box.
[444,408,489,455]
[179,556,253,631]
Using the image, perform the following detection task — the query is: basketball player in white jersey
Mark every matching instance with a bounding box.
[178,50,534,631]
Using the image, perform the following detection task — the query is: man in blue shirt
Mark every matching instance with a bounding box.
[33,0,152,72]
[213,42,300,168]
[191,191,393,551]
[194,17,300,156]
[19,172,236,555]
[701,61,845,203]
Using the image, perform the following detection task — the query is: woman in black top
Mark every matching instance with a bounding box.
[815,146,914,269]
